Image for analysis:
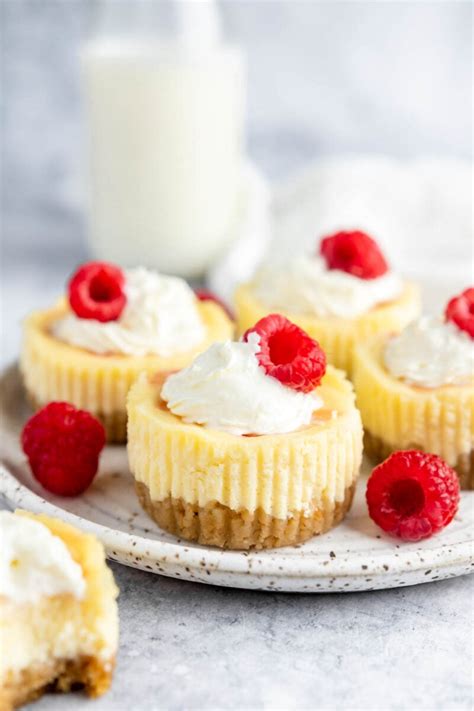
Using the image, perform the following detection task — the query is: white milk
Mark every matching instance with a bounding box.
[81,39,245,277]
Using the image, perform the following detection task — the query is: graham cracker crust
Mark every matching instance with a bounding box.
[135,480,356,550]
[364,430,474,490]
[0,655,115,711]
[27,391,127,444]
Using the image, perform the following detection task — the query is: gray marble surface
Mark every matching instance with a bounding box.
[23,565,474,711]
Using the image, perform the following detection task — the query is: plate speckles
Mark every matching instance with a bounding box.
[1,364,473,592]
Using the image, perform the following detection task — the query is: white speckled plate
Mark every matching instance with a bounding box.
[1,364,473,592]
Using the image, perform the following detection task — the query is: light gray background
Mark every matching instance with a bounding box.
[1,2,473,710]
[3,0,472,214]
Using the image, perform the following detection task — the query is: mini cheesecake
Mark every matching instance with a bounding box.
[128,351,363,550]
[234,230,421,376]
[21,262,233,443]
[0,511,119,710]
[236,281,419,376]
[354,313,474,490]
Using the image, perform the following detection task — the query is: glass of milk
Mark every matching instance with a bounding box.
[81,0,245,278]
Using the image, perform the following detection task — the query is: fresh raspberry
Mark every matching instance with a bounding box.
[243,314,326,393]
[21,403,106,496]
[320,230,389,279]
[445,287,474,339]
[68,261,126,322]
[366,450,460,541]
[195,288,234,320]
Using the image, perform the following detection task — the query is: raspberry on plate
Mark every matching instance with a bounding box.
[243,314,326,393]
[445,287,474,339]
[21,402,106,496]
[68,261,127,322]
[195,288,234,320]
[320,230,389,280]
[366,450,460,541]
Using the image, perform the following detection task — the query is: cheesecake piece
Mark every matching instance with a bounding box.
[234,230,420,376]
[21,297,233,443]
[353,336,474,489]
[127,365,363,549]
[0,511,119,710]
[235,281,419,377]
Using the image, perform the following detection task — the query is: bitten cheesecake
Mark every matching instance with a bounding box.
[235,230,420,375]
[21,261,233,442]
[128,315,363,549]
[0,511,119,710]
[354,289,474,489]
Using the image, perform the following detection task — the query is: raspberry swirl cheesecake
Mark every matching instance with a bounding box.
[127,314,363,550]
[354,288,474,489]
[21,262,233,442]
[0,510,118,710]
[235,230,420,375]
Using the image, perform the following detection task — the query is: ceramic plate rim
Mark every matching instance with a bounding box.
[1,461,472,581]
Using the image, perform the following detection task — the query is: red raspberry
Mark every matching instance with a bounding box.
[243,314,326,393]
[21,403,106,496]
[445,287,474,339]
[195,288,234,320]
[320,230,389,279]
[68,261,126,322]
[366,450,460,541]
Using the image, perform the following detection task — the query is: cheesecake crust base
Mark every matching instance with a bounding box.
[364,430,474,490]
[0,655,115,711]
[135,480,356,550]
[27,391,127,444]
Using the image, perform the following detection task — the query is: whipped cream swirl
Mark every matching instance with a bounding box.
[161,333,322,435]
[52,268,205,357]
[252,255,402,319]
[0,512,86,604]
[384,316,474,388]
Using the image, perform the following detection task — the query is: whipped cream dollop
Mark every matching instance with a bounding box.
[52,268,205,357]
[161,333,322,435]
[0,512,86,604]
[252,255,402,319]
[384,316,474,388]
